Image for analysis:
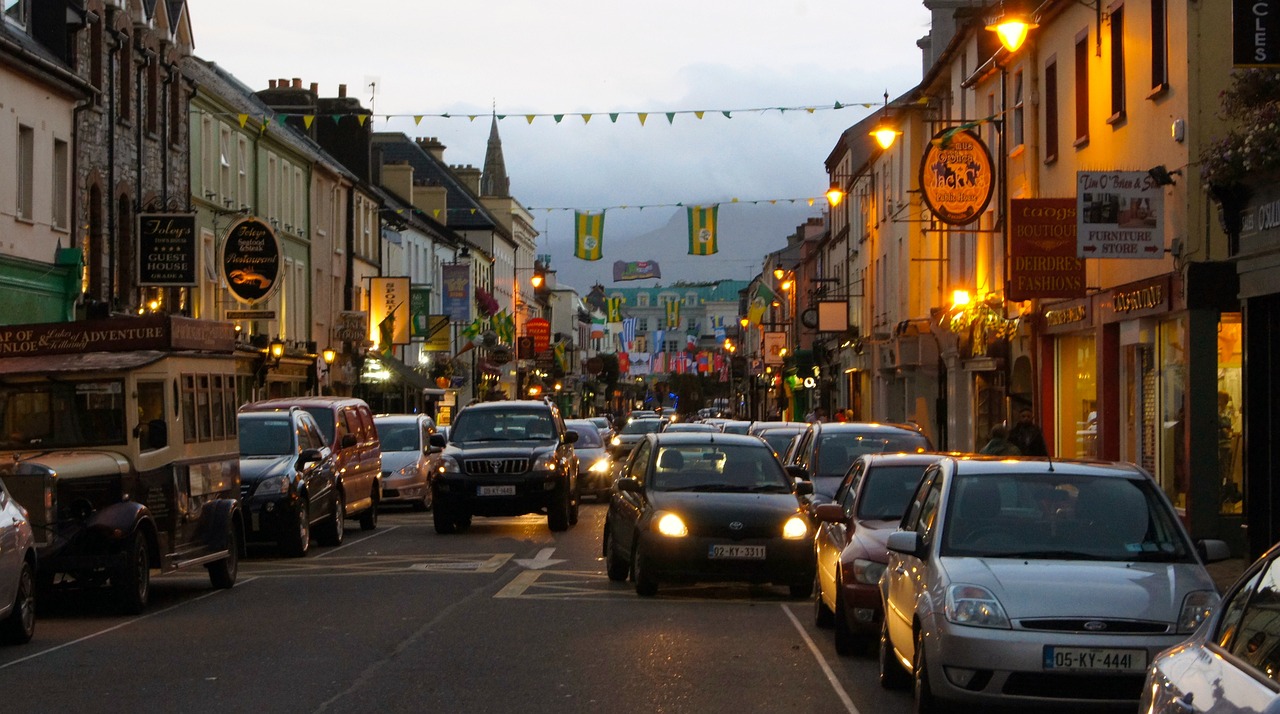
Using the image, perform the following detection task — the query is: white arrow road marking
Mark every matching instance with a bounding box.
[513,547,565,570]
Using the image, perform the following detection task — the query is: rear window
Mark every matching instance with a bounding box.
[856,464,933,520]
[621,419,663,435]
[568,425,602,447]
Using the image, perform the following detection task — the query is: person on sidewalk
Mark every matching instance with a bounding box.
[979,424,1021,456]
[1008,408,1048,456]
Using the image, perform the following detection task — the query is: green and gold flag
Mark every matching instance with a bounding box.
[687,205,719,256]
[665,298,681,329]
[607,297,624,323]
[574,211,605,261]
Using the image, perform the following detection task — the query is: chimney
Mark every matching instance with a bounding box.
[338,83,347,98]
[381,162,414,203]
[292,78,302,89]
[310,83,318,94]
[416,137,446,162]
[268,79,277,89]
[453,165,482,195]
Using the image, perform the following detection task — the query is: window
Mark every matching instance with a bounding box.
[1109,4,1126,121]
[146,58,159,134]
[1012,70,1025,147]
[237,137,248,207]
[1150,0,1168,91]
[1044,59,1059,163]
[638,318,648,331]
[219,128,232,201]
[16,124,33,221]
[118,36,131,122]
[89,20,103,92]
[2,0,27,28]
[168,70,182,145]
[637,293,649,307]
[53,139,69,229]
[1074,31,1090,145]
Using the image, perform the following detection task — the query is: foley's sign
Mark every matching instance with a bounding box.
[221,217,280,303]
[919,129,995,226]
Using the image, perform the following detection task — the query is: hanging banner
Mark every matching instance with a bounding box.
[1077,171,1164,258]
[1235,0,1280,66]
[441,263,471,322]
[138,213,197,286]
[1009,198,1087,300]
[369,276,411,349]
[409,286,431,339]
[613,260,661,281]
[574,211,605,261]
[687,205,719,255]
[919,129,995,226]
[423,315,451,352]
[221,216,281,304]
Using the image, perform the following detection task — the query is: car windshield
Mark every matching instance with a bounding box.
[648,444,790,493]
[568,426,603,447]
[451,409,555,442]
[620,419,663,435]
[377,423,421,452]
[857,464,933,520]
[238,417,295,457]
[0,380,128,449]
[816,432,930,478]
[940,473,1195,562]
[760,430,801,454]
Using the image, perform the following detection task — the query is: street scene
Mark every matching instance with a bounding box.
[4,0,1280,711]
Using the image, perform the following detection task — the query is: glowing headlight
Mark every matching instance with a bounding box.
[1179,590,1219,633]
[393,463,417,479]
[437,455,462,474]
[782,516,808,540]
[531,452,556,471]
[589,458,612,473]
[945,584,1010,629]
[655,512,688,537]
[611,435,621,446]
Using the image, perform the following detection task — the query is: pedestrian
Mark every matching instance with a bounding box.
[979,424,1021,456]
[1007,408,1048,456]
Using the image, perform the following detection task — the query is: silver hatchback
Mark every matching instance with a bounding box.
[879,456,1229,712]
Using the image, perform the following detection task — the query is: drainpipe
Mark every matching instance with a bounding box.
[106,23,124,309]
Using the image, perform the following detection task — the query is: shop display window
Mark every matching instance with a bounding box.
[1218,314,1243,514]
[1055,334,1096,459]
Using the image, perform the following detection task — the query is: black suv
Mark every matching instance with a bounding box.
[431,400,579,533]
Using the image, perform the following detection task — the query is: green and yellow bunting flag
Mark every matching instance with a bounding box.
[687,205,719,256]
[574,210,605,261]
[665,299,681,329]
[607,297,624,323]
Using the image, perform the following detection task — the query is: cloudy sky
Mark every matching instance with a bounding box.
[189,1,933,290]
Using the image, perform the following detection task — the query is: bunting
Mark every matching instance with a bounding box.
[607,297,624,323]
[665,299,681,329]
[687,205,719,256]
[574,211,605,261]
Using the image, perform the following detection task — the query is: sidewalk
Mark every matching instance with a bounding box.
[1206,557,1249,594]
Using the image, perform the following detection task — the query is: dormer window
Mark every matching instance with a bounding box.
[3,0,28,29]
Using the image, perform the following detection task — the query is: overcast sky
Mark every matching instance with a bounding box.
[189,0,933,290]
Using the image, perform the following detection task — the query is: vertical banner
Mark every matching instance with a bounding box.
[369,277,411,350]
[607,296,624,323]
[665,298,681,328]
[763,331,787,365]
[687,205,719,255]
[409,285,431,339]
[138,213,197,286]
[441,263,472,322]
[526,317,551,354]
[574,210,605,261]
[1077,171,1164,258]
[1235,0,1280,66]
[1009,198,1087,301]
[424,316,451,352]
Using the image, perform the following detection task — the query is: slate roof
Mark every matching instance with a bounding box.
[372,133,500,233]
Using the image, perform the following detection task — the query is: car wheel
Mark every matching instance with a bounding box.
[879,620,910,690]
[568,488,580,526]
[814,571,835,628]
[433,499,458,535]
[604,529,628,582]
[412,488,430,512]
[206,521,240,589]
[833,577,864,656]
[114,532,151,615]
[316,490,345,547]
[282,500,310,558]
[913,627,947,713]
[359,492,378,531]
[454,513,471,532]
[632,543,658,597]
[1,561,35,644]
[547,490,571,532]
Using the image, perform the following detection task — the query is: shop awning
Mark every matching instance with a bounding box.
[365,353,433,391]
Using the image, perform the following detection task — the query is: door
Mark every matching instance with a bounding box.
[885,470,941,665]
[0,483,19,607]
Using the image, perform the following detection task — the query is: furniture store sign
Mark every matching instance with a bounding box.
[1076,171,1164,259]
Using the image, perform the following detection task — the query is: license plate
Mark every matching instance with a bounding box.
[477,485,516,496]
[708,544,766,560]
[1043,646,1147,672]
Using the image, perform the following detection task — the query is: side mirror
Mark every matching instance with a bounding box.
[813,502,845,523]
[886,530,923,558]
[563,430,579,444]
[1197,539,1232,564]
[616,477,642,494]
[297,448,324,469]
[785,465,810,482]
[340,433,358,449]
[794,480,814,497]
[428,433,447,451]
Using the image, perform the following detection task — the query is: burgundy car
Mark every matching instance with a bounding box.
[812,452,947,655]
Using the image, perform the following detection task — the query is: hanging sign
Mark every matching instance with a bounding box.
[763,331,787,366]
[221,217,280,303]
[441,263,472,323]
[138,213,197,286]
[1077,171,1164,259]
[1009,198,1087,300]
[369,277,411,348]
[526,318,551,354]
[1235,0,1280,66]
[919,129,995,226]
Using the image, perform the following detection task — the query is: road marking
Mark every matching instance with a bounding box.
[314,524,398,558]
[407,553,512,573]
[513,547,565,569]
[494,569,806,602]
[781,604,860,714]
[241,553,513,577]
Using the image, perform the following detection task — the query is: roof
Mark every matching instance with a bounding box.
[241,396,370,411]
[372,133,501,233]
[651,432,770,447]
[608,280,751,305]
[947,456,1146,479]
[461,400,556,412]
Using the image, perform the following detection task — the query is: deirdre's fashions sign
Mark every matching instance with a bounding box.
[138,213,197,286]
[221,217,280,303]
[919,130,995,226]
[1008,199,1086,301]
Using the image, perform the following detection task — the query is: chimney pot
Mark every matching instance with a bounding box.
[339,84,347,98]
[310,82,318,94]
[292,78,302,89]
[268,79,277,89]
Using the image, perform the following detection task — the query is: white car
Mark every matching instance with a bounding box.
[879,456,1229,712]
[1141,542,1280,713]
[0,476,36,644]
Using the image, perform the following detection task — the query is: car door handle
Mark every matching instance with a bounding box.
[1170,693,1195,714]
[893,564,907,575]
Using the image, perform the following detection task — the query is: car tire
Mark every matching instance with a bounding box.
[206,521,240,589]
[316,490,345,547]
[568,488,580,526]
[604,529,628,582]
[814,571,835,628]
[789,579,814,599]
[547,490,571,532]
[433,499,458,535]
[879,620,911,690]
[1,561,35,645]
[114,532,151,615]
[632,543,658,597]
[913,627,948,713]
[359,492,378,531]
[281,501,310,558]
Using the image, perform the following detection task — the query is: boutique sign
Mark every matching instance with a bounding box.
[1235,0,1280,66]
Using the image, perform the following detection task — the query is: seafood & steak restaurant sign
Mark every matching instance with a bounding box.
[221,217,281,303]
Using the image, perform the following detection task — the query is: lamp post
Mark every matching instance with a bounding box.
[773,267,799,420]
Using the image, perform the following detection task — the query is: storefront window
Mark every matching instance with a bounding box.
[1158,318,1187,509]
[1055,333,1096,458]
[1219,313,1243,514]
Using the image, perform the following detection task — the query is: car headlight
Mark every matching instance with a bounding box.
[654,511,688,537]
[1179,590,1219,633]
[437,455,462,474]
[611,435,621,447]
[255,474,292,496]
[393,463,418,479]
[531,452,556,472]
[782,516,808,540]
[945,584,1011,629]
[589,458,612,474]
[851,558,886,585]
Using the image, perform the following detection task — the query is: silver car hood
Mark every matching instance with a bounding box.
[380,451,421,471]
[941,557,1215,621]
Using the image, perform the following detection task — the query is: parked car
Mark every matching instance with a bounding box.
[374,413,439,511]
[879,456,1230,712]
[237,408,342,557]
[432,400,579,533]
[717,420,753,434]
[785,422,933,506]
[812,452,949,655]
[565,419,611,502]
[603,432,815,597]
[755,425,808,459]
[0,476,36,644]
[241,397,382,531]
[610,417,664,457]
[1141,541,1280,713]
[661,422,718,433]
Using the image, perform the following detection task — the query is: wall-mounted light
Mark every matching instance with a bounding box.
[269,337,285,364]
[869,91,902,151]
[1148,165,1182,187]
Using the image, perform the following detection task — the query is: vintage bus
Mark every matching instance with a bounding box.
[0,316,243,613]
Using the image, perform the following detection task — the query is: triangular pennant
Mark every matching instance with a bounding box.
[609,113,619,123]
[304,115,315,129]
[525,115,536,124]
[695,111,705,119]
[722,111,732,119]
[665,112,676,124]
[237,114,249,128]
[806,107,816,113]
[277,115,288,126]
[356,115,368,126]
[553,114,564,123]
[637,113,647,126]
[834,102,844,109]
[413,115,424,125]
[582,114,592,124]
[331,115,342,124]
[433,209,442,218]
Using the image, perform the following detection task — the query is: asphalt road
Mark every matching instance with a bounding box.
[0,503,913,714]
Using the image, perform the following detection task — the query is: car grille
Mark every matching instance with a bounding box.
[694,522,779,540]
[464,458,529,475]
[1018,618,1170,634]
[1003,672,1144,700]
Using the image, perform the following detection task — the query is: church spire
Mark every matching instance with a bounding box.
[481,113,510,197]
